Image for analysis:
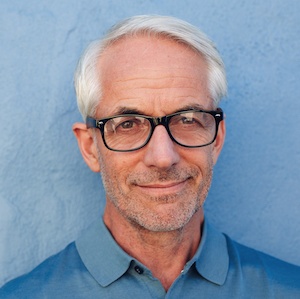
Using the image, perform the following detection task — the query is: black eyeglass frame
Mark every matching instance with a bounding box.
[86,108,224,152]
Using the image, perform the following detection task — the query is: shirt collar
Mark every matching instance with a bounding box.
[193,220,229,285]
[76,217,229,287]
[76,218,133,287]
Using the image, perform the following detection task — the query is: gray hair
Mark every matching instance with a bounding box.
[74,15,227,120]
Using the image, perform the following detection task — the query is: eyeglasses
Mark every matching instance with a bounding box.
[86,108,223,152]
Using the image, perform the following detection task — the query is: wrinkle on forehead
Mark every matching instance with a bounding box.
[96,35,211,117]
[99,35,207,81]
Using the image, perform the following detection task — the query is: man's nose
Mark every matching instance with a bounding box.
[143,125,180,169]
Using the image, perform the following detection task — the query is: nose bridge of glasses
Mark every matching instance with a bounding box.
[149,115,175,145]
[151,116,171,135]
[152,116,164,126]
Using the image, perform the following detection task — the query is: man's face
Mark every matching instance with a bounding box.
[93,36,225,232]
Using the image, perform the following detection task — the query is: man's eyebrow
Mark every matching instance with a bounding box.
[113,107,144,115]
[173,104,207,113]
[111,103,210,117]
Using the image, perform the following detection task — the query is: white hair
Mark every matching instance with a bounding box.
[74,15,227,120]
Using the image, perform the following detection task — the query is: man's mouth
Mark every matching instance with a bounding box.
[135,179,190,196]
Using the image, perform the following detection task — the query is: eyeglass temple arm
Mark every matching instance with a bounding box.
[86,117,97,129]
[215,108,224,120]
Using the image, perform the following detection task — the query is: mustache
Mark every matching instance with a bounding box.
[128,167,199,185]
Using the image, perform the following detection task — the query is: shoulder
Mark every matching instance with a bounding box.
[225,234,300,273]
[200,221,300,296]
[224,234,300,292]
[0,242,88,299]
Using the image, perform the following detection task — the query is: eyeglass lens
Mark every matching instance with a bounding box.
[103,111,217,151]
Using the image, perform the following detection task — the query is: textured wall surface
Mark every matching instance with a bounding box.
[1,0,300,286]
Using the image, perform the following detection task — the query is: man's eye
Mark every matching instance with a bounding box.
[120,120,134,129]
[181,117,195,124]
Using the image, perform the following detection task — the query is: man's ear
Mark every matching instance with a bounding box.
[72,123,101,172]
[212,119,226,165]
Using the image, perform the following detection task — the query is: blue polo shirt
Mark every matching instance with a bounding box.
[1,218,300,298]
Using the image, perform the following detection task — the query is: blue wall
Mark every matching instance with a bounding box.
[1,0,300,286]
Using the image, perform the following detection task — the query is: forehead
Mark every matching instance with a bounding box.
[96,35,211,116]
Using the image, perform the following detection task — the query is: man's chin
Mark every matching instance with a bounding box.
[127,206,200,233]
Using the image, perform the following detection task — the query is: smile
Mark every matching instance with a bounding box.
[135,179,189,196]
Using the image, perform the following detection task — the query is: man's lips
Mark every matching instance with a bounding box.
[137,181,185,188]
[134,179,189,195]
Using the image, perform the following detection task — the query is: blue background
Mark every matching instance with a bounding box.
[1,0,300,286]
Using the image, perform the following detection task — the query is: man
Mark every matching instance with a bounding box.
[1,15,299,298]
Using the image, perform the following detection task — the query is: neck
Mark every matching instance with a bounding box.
[103,204,204,291]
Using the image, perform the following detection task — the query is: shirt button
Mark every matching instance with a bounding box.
[134,266,144,274]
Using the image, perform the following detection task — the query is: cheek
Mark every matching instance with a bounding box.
[180,147,214,172]
[99,152,138,185]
